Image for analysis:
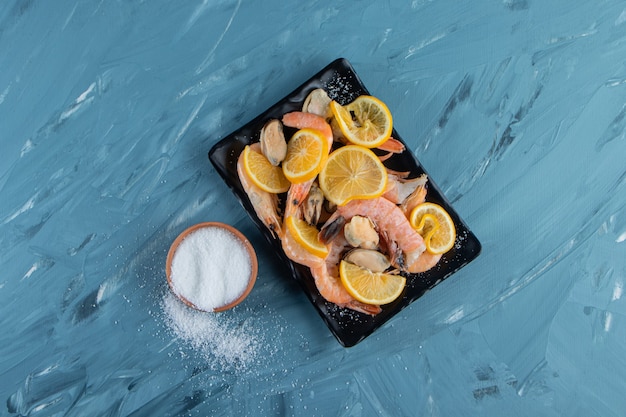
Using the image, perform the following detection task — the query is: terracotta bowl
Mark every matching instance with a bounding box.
[165,222,258,312]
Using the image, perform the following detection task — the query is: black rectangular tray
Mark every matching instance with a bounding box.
[209,58,481,347]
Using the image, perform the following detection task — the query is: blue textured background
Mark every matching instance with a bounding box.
[2,1,625,415]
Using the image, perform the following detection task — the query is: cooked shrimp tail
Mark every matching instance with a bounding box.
[377,137,405,154]
[383,174,428,205]
[379,230,405,270]
[319,211,346,244]
[285,180,314,218]
[406,252,442,273]
[236,144,282,238]
[400,183,427,216]
[346,300,382,315]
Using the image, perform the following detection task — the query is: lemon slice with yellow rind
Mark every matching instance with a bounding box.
[413,213,439,243]
[318,145,388,206]
[409,202,456,254]
[339,260,406,305]
[282,128,328,184]
[242,145,291,193]
[330,96,393,148]
[285,215,329,258]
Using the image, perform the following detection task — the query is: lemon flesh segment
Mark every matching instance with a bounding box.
[409,202,456,255]
[282,128,327,184]
[243,145,291,193]
[330,96,393,148]
[414,213,440,242]
[285,216,329,258]
[339,260,406,305]
[318,145,388,206]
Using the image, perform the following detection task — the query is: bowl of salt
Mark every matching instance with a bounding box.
[166,222,257,312]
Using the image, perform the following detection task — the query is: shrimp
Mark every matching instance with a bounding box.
[405,252,442,273]
[282,111,333,152]
[284,181,314,219]
[282,112,333,220]
[284,223,382,315]
[383,174,428,215]
[310,232,382,315]
[237,143,282,238]
[281,189,381,315]
[334,131,404,157]
[320,197,426,271]
[280,219,325,269]
[239,115,386,314]
[283,180,381,314]
[377,137,405,154]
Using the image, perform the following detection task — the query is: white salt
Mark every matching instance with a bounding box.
[161,292,260,369]
[170,226,252,312]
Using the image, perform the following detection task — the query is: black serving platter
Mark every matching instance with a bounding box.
[209,58,481,347]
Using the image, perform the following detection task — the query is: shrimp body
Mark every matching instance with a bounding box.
[321,197,426,269]
[281,111,334,216]
[383,174,428,215]
[284,180,315,220]
[310,233,382,315]
[282,112,333,152]
[282,199,380,314]
[377,137,405,153]
[406,251,442,273]
[280,221,324,269]
[282,111,334,221]
[237,143,282,238]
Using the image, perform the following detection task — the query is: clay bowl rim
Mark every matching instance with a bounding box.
[165,221,258,312]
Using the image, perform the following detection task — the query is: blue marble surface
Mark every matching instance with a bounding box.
[1,1,625,415]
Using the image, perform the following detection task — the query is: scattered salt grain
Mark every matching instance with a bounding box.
[162,292,260,369]
[170,226,252,311]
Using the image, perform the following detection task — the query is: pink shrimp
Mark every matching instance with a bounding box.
[320,197,426,271]
[282,111,333,152]
[284,181,314,219]
[310,232,382,315]
[377,137,405,154]
[382,173,428,215]
[406,252,442,273]
[282,112,334,219]
[281,216,380,315]
[238,116,385,314]
[334,130,404,156]
[280,220,324,270]
[237,143,282,238]
[283,184,381,315]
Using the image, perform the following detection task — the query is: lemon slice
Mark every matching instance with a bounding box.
[242,145,291,193]
[330,96,393,148]
[318,145,388,206]
[285,215,329,258]
[339,260,406,305]
[413,213,440,243]
[282,128,328,184]
[409,202,456,254]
